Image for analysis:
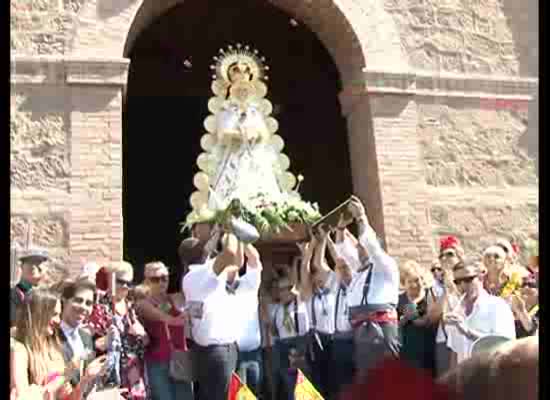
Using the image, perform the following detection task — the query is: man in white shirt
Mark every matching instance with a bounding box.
[333,196,401,375]
[182,232,262,400]
[444,260,516,366]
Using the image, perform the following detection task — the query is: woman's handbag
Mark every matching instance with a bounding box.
[165,323,196,383]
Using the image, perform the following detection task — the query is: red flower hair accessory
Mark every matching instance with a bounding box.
[440,236,460,252]
[339,359,455,400]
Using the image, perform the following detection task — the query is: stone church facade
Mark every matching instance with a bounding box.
[11,0,538,282]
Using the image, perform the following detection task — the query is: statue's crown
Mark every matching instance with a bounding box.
[210,43,269,83]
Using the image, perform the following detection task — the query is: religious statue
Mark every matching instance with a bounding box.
[185,44,320,236]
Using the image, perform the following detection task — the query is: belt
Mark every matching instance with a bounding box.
[351,309,398,329]
[196,342,238,350]
[239,346,262,354]
[332,331,354,340]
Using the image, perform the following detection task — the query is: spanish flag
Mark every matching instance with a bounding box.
[294,369,324,400]
[228,372,257,400]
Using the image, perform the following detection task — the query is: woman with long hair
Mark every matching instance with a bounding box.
[11,288,106,400]
[136,262,191,400]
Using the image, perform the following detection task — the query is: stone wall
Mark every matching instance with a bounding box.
[417,98,538,260]
[11,0,534,79]
[10,0,538,277]
[11,57,127,281]
[10,0,85,55]
[11,82,72,285]
[384,0,521,75]
[418,99,535,187]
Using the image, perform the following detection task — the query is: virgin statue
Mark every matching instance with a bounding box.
[186,44,319,233]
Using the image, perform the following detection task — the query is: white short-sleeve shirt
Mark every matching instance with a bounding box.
[446,290,516,363]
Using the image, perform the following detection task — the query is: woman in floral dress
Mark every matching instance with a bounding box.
[88,261,149,399]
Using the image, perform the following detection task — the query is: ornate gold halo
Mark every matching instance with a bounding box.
[210,44,269,83]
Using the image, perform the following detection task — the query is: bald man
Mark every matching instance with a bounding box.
[440,337,538,400]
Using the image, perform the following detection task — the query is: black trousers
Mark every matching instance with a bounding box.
[274,337,311,400]
[328,335,355,399]
[194,342,238,400]
[306,332,333,398]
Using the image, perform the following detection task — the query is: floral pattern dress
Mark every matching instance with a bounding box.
[88,293,149,399]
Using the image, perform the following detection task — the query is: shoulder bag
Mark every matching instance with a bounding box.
[162,297,196,383]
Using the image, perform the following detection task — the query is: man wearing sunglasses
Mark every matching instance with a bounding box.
[444,260,516,366]
[59,279,101,387]
[10,248,49,329]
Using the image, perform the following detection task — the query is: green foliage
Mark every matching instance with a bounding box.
[182,195,321,235]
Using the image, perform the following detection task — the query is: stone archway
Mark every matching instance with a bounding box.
[64,0,438,267]
[69,0,406,78]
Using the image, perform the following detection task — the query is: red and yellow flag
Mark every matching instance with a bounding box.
[294,369,324,400]
[228,372,257,400]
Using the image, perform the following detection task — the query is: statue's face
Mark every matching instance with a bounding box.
[228,61,252,83]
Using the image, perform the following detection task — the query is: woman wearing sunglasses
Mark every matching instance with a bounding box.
[88,261,149,399]
[510,278,539,338]
[136,262,192,400]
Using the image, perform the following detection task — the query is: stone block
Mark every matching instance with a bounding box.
[418,102,537,187]
[10,214,68,247]
[11,93,70,191]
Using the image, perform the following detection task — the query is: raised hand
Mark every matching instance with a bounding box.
[244,243,261,268]
[511,294,526,313]
[84,355,108,381]
[128,320,146,338]
[348,196,366,220]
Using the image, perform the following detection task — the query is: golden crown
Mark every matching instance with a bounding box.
[210,44,269,83]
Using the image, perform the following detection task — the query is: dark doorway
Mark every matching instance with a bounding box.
[123,0,354,284]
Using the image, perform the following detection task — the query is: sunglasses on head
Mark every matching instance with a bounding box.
[453,276,476,285]
[116,278,133,288]
[149,276,169,283]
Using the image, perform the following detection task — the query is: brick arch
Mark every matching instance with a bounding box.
[69,0,407,85]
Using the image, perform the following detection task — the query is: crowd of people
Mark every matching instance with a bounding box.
[9,196,539,400]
